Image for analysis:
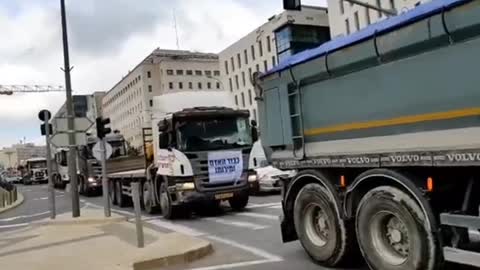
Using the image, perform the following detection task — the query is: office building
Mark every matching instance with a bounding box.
[102,49,222,149]
[327,0,432,37]
[0,143,46,169]
[219,6,330,122]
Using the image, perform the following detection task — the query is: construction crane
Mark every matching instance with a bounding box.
[0,85,65,95]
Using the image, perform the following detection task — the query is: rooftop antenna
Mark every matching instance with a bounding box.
[173,9,180,50]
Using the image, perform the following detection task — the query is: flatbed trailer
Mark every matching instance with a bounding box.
[258,0,480,269]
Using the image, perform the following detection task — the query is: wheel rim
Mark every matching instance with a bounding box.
[370,211,410,266]
[304,203,331,247]
[160,186,170,215]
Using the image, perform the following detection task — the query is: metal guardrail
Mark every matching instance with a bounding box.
[0,186,18,208]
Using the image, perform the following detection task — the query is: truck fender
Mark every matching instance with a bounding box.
[344,168,437,231]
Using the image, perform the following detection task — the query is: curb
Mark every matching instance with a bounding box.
[34,216,127,226]
[133,241,214,270]
[0,192,24,215]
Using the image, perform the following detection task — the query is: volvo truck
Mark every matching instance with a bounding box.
[258,0,480,269]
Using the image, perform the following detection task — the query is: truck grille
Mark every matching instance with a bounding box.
[35,171,44,177]
[188,149,251,192]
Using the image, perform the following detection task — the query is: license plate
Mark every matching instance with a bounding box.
[215,192,234,200]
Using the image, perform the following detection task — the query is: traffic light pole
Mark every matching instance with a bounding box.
[42,111,56,219]
[100,137,111,217]
[60,0,80,217]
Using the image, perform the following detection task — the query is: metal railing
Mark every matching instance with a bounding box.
[0,185,18,208]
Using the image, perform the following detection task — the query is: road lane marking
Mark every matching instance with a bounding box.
[234,212,279,220]
[33,197,48,201]
[146,219,206,237]
[0,223,30,229]
[269,205,283,209]
[0,211,50,222]
[204,217,269,230]
[246,202,281,209]
[187,259,274,270]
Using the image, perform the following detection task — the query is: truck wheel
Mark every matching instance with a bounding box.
[143,182,159,214]
[109,180,117,206]
[229,193,249,211]
[356,186,438,270]
[115,181,127,208]
[293,183,353,267]
[160,182,180,219]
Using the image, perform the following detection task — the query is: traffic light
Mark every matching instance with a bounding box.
[96,117,111,139]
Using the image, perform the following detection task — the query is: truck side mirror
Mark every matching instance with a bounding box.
[159,133,169,149]
[251,120,259,142]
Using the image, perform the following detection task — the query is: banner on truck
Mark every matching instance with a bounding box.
[208,151,243,183]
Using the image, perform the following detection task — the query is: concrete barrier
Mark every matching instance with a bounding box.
[0,186,18,209]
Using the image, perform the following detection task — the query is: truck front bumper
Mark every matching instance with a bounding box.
[168,185,249,206]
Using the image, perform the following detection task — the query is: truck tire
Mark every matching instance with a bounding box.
[115,180,128,208]
[356,186,438,270]
[160,182,180,219]
[109,180,117,206]
[143,181,159,214]
[229,193,249,211]
[293,183,353,267]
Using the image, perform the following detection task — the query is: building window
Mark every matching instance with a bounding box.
[149,100,153,107]
[242,72,246,87]
[224,61,229,75]
[187,70,193,75]
[195,70,202,76]
[176,70,184,75]
[248,68,253,81]
[235,75,239,90]
[189,82,193,89]
[229,78,233,92]
[241,92,246,107]
[251,45,256,60]
[147,71,152,78]
[365,8,371,25]
[258,40,263,57]
[253,109,257,121]
[205,70,212,77]
[235,95,238,106]
[207,82,212,89]
[244,49,248,65]
[214,70,220,76]
[169,82,173,89]
[198,82,202,89]
[376,0,382,17]
[256,64,260,72]
[179,82,183,89]
[167,69,174,75]
[248,89,253,105]
[237,53,242,69]
[148,85,152,92]
[354,11,360,31]
[345,19,351,35]
[390,0,395,9]
[340,0,344,14]
[231,57,235,71]
[216,82,221,89]
[272,56,277,67]
[264,60,268,72]
[267,36,271,52]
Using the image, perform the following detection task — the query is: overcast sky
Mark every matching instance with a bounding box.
[0,0,326,148]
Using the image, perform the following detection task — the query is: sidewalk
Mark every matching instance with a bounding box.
[0,209,213,270]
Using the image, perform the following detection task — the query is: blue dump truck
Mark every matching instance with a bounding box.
[258,0,480,269]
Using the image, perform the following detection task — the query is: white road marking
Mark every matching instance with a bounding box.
[0,211,50,222]
[246,202,281,209]
[187,259,274,270]
[33,197,48,201]
[0,223,30,229]
[146,218,206,237]
[234,212,279,221]
[204,217,269,230]
[268,205,283,209]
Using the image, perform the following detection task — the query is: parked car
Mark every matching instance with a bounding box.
[253,166,296,193]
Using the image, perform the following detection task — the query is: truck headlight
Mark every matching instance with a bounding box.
[176,182,195,190]
[88,177,96,183]
[248,174,258,182]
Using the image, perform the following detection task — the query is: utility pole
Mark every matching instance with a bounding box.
[60,0,80,217]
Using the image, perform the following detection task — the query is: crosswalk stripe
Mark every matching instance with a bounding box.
[246,202,281,209]
[146,218,206,237]
[269,205,283,209]
[235,212,279,220]
[204,217,269,230]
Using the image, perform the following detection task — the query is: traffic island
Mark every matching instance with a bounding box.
[0,209,213,270]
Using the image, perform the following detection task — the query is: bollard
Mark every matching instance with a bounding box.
[0,192,4,208]
[131,182,144,248]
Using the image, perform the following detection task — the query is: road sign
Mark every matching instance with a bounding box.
[49,133,87,148]
[92,141,112,161]
[54,117,93,132]
[38,110,52,121]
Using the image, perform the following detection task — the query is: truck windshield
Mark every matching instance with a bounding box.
[30,161,46,168]
[57,150,68,166]
[177,117,252,152]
